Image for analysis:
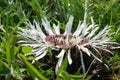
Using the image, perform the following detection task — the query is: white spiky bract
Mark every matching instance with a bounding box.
[18,16,119,74]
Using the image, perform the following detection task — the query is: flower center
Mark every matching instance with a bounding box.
[79,36,89,45]
[45,34,89,49]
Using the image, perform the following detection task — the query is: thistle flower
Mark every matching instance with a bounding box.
[18,15,120,73]
[18,0,120,75]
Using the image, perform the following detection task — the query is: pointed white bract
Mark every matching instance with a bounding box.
[67,50,72,65]
[18,15,120,74]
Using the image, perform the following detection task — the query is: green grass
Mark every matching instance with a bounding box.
[0,0,120,80]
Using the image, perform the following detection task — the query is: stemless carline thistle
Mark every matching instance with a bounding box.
[18,15,120,73]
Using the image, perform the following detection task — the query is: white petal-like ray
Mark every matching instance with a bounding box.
[33,20,46,40]
[90,45,102,58]
[35,51,47,61]
[89,50,102,62]
[64,15,74,44]
[73,21,82,36]
[75,22,87,36]
[26,20,34,29]
[21,43,43,48]
[53,22,60,34]
[80,51,85,73]
[92,25,109,40]
[56,49,66,58]
[93,45,114,55]
[67,49,72,65]
[57,54,64,67]
[111,46,120,49]
[42,17,54,35]
[35,47,48,56]
[55,64,59,74]
[87,27,99,38]
[56,49,66,69]
[83,18,97,36]
[79,46,91,56]
[81,22,87,35]
[64,15,74,35]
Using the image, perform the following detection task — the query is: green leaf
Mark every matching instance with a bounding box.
[0,61,10,74]
[4,39,11,66]
[56,56,68,80]
[22,46,32,54]
[19,54,48,80]
[27,56,35,60]
[69,74,84,79]
[57,55,68,74]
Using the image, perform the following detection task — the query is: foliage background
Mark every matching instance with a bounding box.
[0,0,120,80]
